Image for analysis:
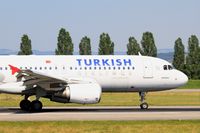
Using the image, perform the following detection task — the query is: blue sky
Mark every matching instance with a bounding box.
[0,0,199,53]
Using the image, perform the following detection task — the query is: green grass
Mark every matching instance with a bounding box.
[0,121,199,133]
[0,91,200,107]
[179,80,200,89]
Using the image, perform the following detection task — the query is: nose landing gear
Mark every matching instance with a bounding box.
[139,92,149,109]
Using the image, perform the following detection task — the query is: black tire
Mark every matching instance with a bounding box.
[31,100,43,112]
[140,102,148,109]
[20,100,31,111]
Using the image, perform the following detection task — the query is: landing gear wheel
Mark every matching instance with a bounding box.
[140,102,148,109]
[20,100,31,111]
[31,100,43,112]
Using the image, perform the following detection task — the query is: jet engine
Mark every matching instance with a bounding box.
[51,83,102,104]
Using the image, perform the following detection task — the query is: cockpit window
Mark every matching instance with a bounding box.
[163,65,173,70]
[168,65,173,70]
[163,65,168,70]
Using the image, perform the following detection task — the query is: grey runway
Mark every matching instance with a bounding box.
[0,106,200,121]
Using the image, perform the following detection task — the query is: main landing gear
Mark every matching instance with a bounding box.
[139,92,148,109]
[20,96,43,112]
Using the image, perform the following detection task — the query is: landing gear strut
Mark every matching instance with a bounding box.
[139,92,148,109]
[19,95,43,112]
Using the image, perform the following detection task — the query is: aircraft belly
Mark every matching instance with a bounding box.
[98,77,131,92]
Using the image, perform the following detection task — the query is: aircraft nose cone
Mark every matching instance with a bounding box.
[179,72,188,86]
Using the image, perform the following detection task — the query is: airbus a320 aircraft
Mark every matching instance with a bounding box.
[0,55,188,111]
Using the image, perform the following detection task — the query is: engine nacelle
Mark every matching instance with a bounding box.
[0,82,26,94]
[51,83,102,104]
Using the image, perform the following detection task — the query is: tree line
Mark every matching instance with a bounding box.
[19,28,157,56]
[18,28,199,79]
[173,35,200,79]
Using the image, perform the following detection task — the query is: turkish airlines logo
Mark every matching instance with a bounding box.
[8,65,20,75]
[46,60,51,64]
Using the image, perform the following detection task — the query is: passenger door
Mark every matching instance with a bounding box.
[143,59,153,78]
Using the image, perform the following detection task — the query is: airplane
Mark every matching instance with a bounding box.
[0,55,188,111]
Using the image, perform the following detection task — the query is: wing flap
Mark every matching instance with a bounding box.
[9,65,68,91]
[8,64,97,92]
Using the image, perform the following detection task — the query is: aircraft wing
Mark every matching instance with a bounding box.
[8,65,92,92]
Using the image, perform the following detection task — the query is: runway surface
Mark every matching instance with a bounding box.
[0,106,200,121]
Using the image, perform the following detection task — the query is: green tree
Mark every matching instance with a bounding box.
[186,35,200,79]
[79,36,91,55]
[173,38,185,71]
[187,35,199,64]
[141,32,157,57]
[55,28,73,55]
[18,34,32,55]
[127,37,141,55]
[98,33,114,55]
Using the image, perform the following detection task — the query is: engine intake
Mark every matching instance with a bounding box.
[51,83,102,104]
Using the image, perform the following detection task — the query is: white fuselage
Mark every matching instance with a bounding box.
[0,55,188,94]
